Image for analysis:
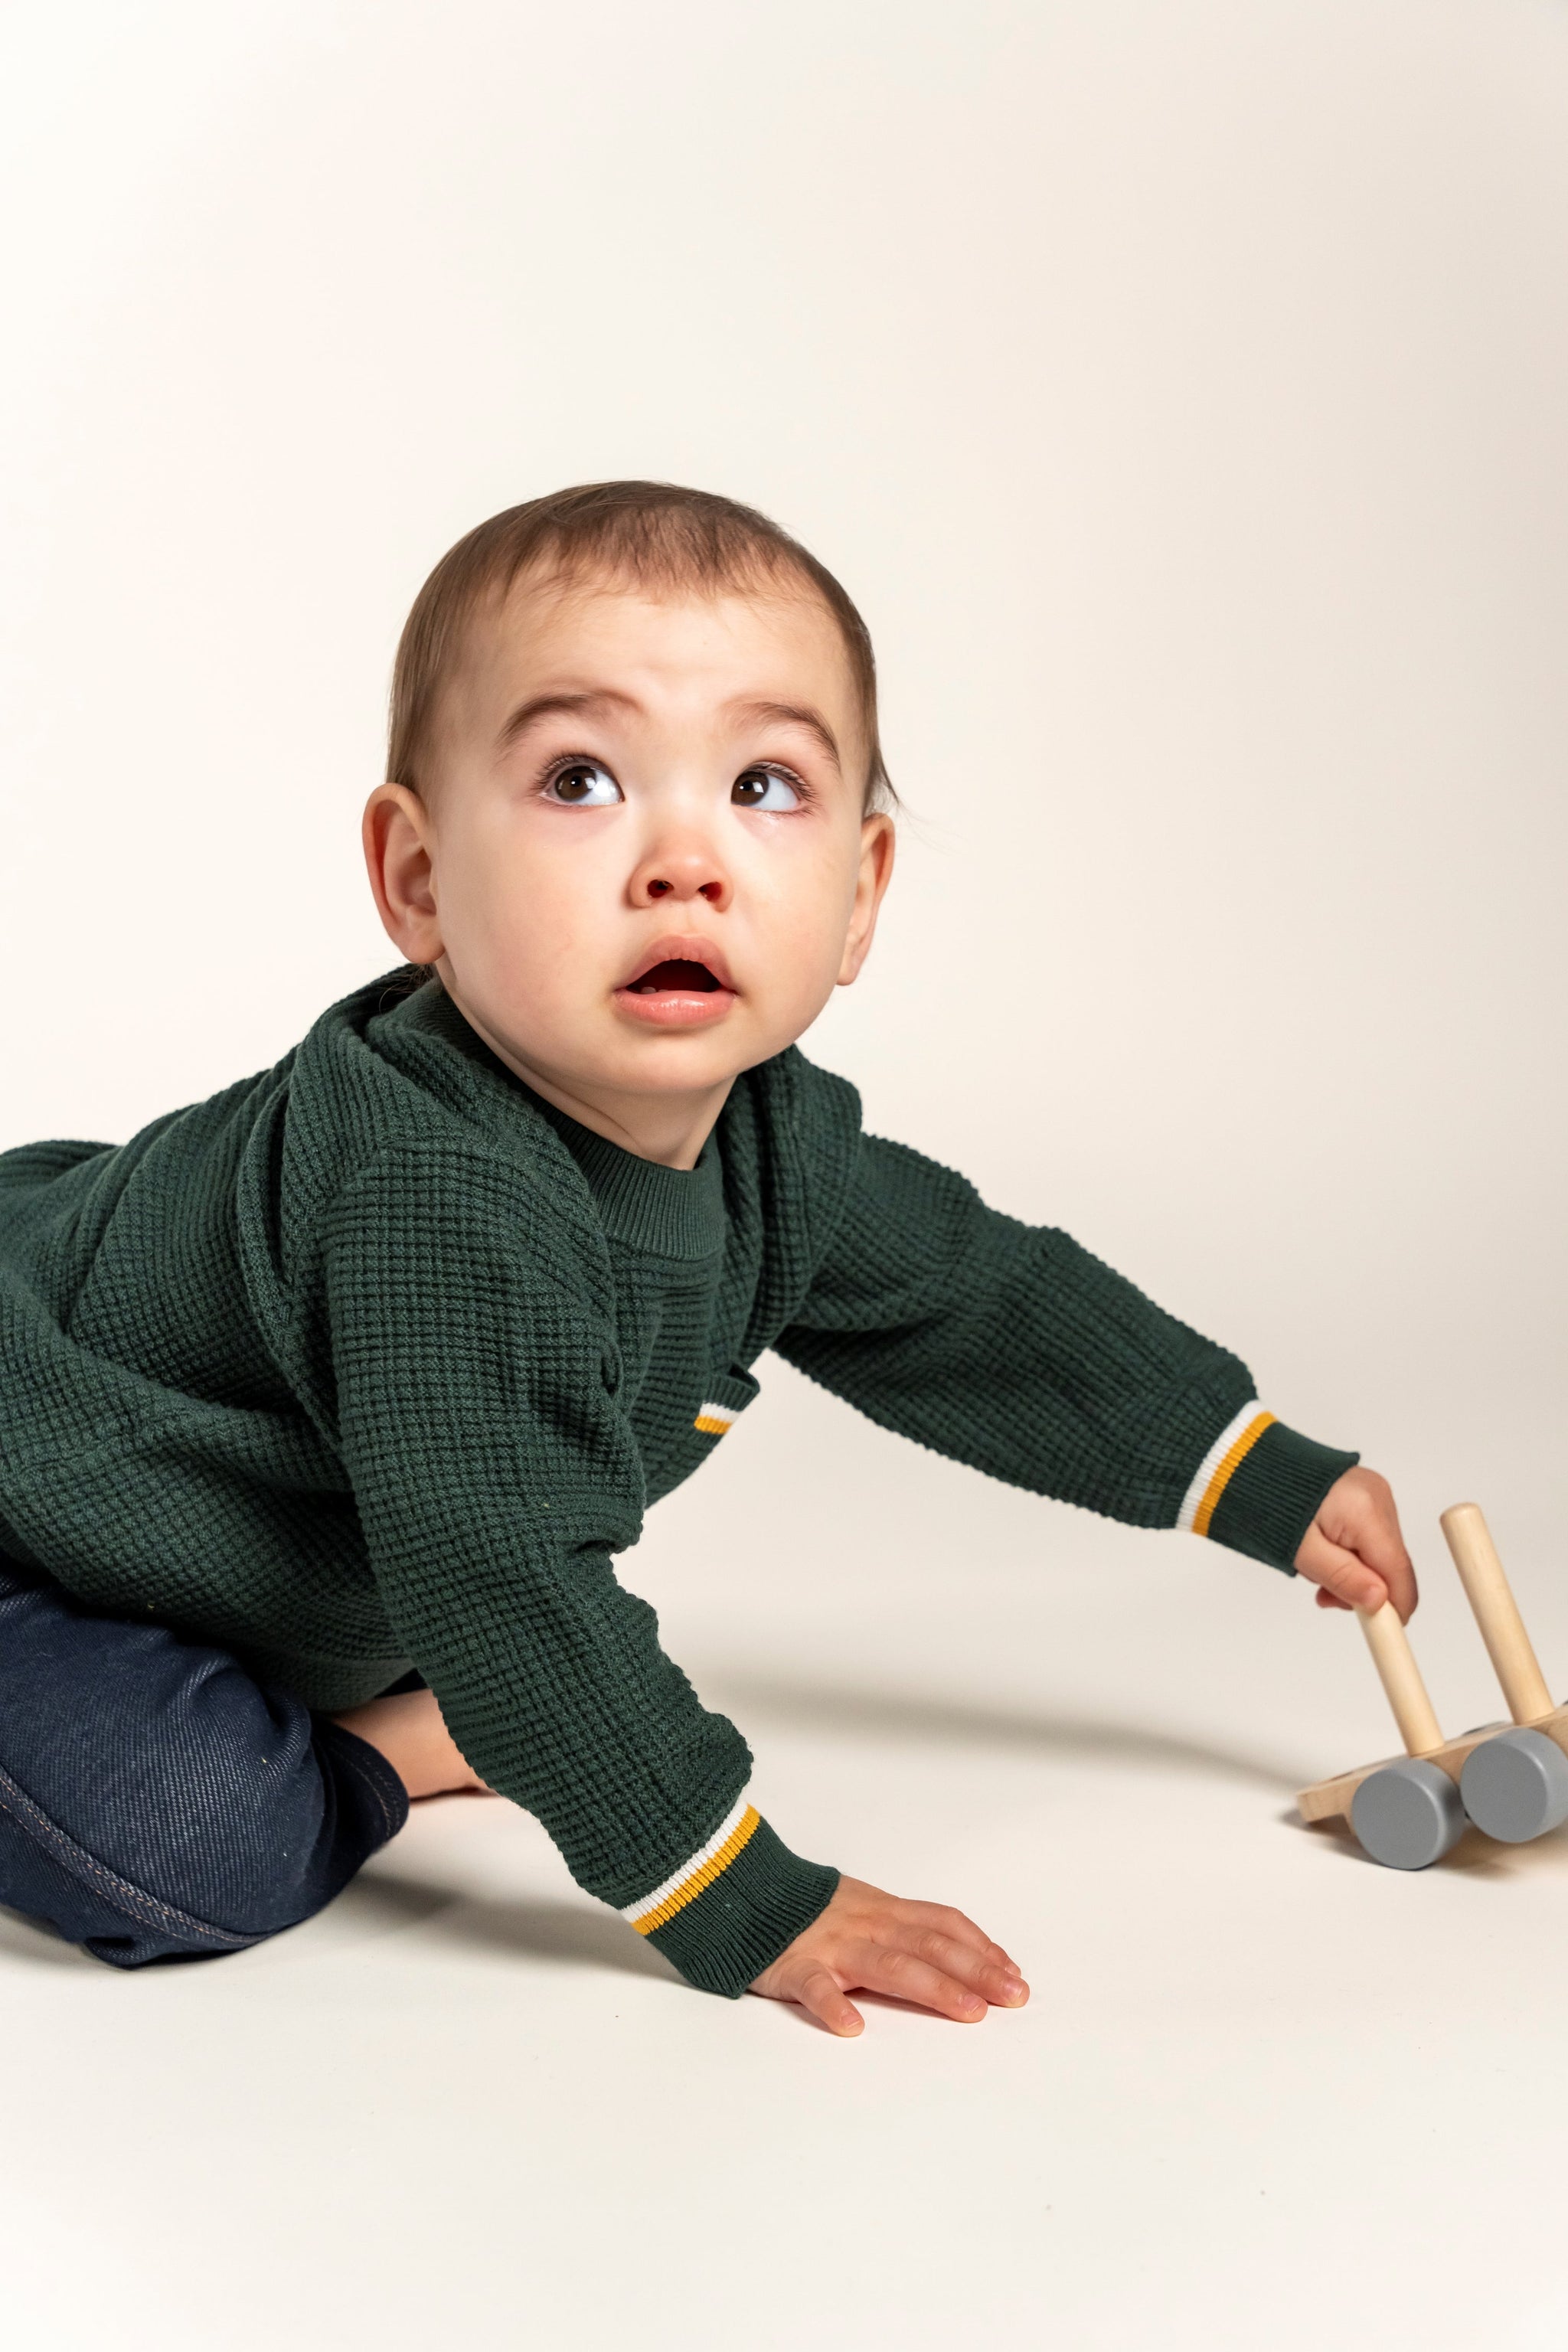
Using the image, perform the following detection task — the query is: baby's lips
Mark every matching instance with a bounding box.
[619,933,737,992]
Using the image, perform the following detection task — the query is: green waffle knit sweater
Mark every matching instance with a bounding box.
[0,972,1355,1993]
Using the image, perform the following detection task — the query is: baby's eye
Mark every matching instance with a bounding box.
[732,766,802,812]
[544,760,622,807]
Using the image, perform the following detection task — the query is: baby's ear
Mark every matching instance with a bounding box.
[837,813,896,985]
[363,783,444,965]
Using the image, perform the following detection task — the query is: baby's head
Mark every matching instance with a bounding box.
[364,482,896,1160]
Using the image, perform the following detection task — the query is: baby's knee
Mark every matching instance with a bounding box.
[0,1695,328,1961]
[153,1688,407,1935]
[0,1573,404,1963]
[129,1717,341,1941]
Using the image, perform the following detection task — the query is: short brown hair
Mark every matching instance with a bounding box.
[387,481,893,811]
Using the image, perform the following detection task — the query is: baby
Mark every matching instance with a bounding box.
[0,482,1415,2034]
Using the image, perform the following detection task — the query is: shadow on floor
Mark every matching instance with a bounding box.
[332,1870,676,1980]
[704,1668,1302,1792]
[1290,1806,1568,1879]
[0,1879,675,1984]
[0,1903,92,1968]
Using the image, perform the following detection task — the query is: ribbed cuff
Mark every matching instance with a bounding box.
[644,1816,839,1998]
[1206,1419,1360,1574]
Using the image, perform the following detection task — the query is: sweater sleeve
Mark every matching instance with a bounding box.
[322,1148,836,1994]
[776,1134,1357,1573]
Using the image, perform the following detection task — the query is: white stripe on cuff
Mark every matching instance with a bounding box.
[1176,1400,1266,1534]
[618,1792,753,1926]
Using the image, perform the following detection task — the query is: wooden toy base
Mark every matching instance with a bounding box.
[1297,1704,1568,1825]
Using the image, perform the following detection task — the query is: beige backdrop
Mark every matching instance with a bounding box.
[3,5,1568,2346]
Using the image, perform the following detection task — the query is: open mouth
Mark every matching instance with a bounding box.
[628,959,724,995]
[616,939,737,1026]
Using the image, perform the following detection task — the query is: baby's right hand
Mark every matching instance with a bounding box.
[1294,1466,1418,1619]
[749,1874,1030,2035]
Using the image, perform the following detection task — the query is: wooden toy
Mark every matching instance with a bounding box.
[1297,1599,1466,1867]
[1442,1502,1568,1843]
[1296,1501,1568,1867]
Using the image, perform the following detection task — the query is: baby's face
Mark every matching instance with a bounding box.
[366,570,893,1146]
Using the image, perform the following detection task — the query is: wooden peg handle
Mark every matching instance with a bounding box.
[1357,1602,1444,1756]
[1440,1501,1553,1723]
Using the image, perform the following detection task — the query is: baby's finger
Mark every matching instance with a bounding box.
[864,1943,990,2023]
[793,1966,864,2037]
[909,1928,1028,2006]
[1297,1526,1390,1614]
[913,1902,1000,1956]
[897,1900,1018,1971]
[1357,1520,1417,1621]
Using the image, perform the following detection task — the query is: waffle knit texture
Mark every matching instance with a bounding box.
[0,972,1355,1994]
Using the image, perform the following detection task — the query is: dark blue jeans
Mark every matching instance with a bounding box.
[0,1560,409,1967]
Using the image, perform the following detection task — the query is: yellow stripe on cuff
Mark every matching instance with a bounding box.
[1191,1409,1276,1537]
[623,1803,761,1936]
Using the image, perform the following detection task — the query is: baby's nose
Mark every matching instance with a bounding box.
[632,846,730,908]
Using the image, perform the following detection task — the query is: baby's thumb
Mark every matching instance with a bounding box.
[1296,1526,1391,1615]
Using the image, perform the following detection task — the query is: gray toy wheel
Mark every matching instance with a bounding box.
[1350,1759,1466,1870]
[1460,1728,1568,1844]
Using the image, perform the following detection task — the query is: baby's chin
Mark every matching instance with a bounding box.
[486,1012,768,1099]
[591,1012,782,1089]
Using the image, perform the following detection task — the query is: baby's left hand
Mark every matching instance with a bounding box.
[1294,1467,1416,1619]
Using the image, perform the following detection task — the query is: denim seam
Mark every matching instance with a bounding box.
[0,1758,263,1951]
[325,1734,405,1842]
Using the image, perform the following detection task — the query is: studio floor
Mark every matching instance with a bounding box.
[3,2,1566,2344]
[5,1376,1568,2352]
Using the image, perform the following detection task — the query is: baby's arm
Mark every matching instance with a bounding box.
[778,1126,1372,1589]
[322,1143,839,2001]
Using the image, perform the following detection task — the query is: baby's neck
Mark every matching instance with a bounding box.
[445,985,732,1170]
[513,1064,732,1171]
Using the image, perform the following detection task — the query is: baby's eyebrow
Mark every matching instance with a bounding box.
[730,698,842,773]
[495,688,639,751]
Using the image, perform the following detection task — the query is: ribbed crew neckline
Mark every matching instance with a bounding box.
[531,1100,726,1260]
[384,977,727,1262]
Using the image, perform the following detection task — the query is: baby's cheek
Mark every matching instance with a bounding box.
[741,939,836,1054]
[441,897,580,1065]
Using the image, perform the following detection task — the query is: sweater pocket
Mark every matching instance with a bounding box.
[642,1367,761,1504]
